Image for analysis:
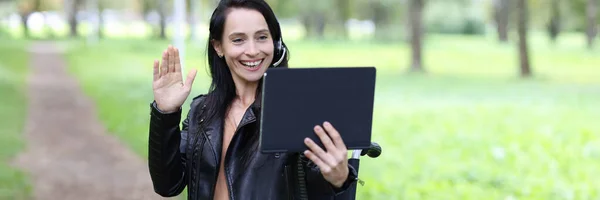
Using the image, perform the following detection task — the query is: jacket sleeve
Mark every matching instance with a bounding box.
[305,160,358,199]
[147,101,189,197]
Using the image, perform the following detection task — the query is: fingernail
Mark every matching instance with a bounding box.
[304,138,310,143]
[314,126,321,131]
[324,121,330,127]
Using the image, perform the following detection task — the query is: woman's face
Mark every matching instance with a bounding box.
[213,8,275,84]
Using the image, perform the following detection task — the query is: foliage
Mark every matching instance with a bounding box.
[425,1,487,35]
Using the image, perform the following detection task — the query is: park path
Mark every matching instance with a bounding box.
[12,42,168,200]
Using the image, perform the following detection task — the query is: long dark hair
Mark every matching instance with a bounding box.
[201,0,289,132]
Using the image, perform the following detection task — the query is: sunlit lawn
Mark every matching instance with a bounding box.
[62,31,600,199]
[0,40,31,200]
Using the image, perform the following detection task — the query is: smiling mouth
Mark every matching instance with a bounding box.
[240,59,263,68]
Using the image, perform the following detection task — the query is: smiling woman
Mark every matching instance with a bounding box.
[146,0,358,200]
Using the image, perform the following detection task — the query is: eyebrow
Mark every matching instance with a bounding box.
[228,29,270,37]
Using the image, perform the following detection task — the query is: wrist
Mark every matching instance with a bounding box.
[153,101,179,114]
[331,165,358,193]
[332,178,345,189]
[331,171,349,188]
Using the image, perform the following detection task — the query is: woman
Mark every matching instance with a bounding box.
[148,0,357,199]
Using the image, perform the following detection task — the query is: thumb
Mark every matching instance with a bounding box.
[185,69,197,89]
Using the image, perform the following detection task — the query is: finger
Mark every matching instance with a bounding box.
[304,150,331,174]
[168,46,175,74]
[314,125,336,152]
[174,48,181,73]
[160,50,168,77]
[304,138,337,166]
[153,60,159,81]
[323,121,347,151]
[185,69,197,89]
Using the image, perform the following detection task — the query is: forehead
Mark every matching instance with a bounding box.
[224,8,269,35]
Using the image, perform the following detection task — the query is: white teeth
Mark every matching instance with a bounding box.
[241,60,262,67]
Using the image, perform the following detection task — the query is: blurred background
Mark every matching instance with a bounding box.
[1,0,599,199]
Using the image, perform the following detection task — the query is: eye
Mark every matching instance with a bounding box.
[258,35,269,41]
[232,38,244,44]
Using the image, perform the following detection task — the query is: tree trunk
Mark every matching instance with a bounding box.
[301,12,326,39]
[189,0,199,41]
[314,13,326,39]
[159,0,167,40]
[68,0,82,38]
[370,0,389,41]
[301,14,313,38]
[98,1,104,39]
[586,0,597,49]
[20,14,30,38]
[336,0,350,38]
[493,0,510,42]
[409,0,424,72]
[517,0,531,78]
[548,0,560,43]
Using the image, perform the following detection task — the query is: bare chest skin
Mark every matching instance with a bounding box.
[213,103,247,200]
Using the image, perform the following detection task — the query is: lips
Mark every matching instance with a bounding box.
[239,59,264,71]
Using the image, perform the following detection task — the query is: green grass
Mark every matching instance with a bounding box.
[0,40,32,200]
[63,32,600,199]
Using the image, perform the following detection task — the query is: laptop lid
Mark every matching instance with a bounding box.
[259,67,377,153]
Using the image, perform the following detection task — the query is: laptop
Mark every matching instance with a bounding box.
[259,67,377,153]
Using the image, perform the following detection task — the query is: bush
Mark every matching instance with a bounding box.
[425,1,487,35]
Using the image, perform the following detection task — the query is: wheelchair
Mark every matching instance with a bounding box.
[290,142,382,200]
[339,142,382,200]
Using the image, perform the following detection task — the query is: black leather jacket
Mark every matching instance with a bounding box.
[148,94,358,200]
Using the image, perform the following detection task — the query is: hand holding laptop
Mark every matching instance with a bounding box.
[303,121,349,188]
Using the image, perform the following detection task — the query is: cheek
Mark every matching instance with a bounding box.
[224,45,245,58]
[262,44,275,57]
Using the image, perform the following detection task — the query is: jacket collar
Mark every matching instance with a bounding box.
[202,101,259,162]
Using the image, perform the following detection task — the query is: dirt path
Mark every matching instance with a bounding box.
[12,42,168,200]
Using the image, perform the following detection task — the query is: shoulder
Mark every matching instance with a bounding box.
[190,94,208,109]
[192,93,207,102]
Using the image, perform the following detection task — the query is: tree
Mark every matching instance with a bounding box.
[296,0,329,39]
[409,0,425,73]
[547,0,560,43]
[517,0,531,77]
[97,0,105,39]
[493,0,510,42]
[369,0,392,41]
[335,0,351,38]
[17,0,41,38]
[158,0,167,39]
[67,0,84,38]
[586,0,597,49]
[188,0,199,41]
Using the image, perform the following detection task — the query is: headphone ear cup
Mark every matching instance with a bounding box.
[277,39,283,54]
[272,39,286,67]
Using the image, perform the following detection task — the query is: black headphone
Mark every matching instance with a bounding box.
[272,38,286,67]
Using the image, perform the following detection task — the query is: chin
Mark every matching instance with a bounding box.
[240,73,266,83]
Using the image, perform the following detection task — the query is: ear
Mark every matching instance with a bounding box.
[211,39,223,57]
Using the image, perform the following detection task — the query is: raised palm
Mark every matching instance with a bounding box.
[153,46,197,113]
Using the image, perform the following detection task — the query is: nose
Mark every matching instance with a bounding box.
[245,41,259,57]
